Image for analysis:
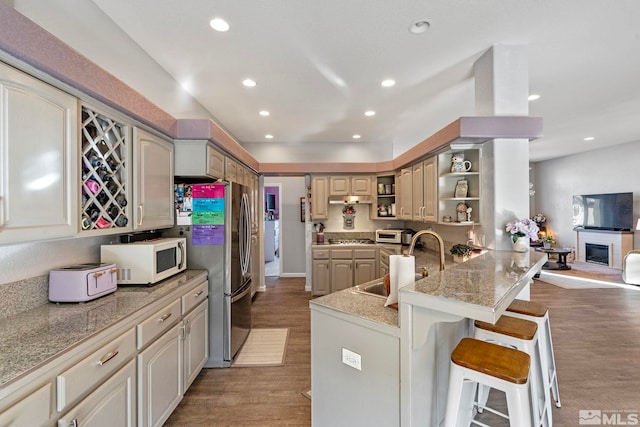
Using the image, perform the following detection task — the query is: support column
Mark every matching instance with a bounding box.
[474,45,531,250]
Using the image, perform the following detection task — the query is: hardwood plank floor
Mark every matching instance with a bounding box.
[166,275,640,426]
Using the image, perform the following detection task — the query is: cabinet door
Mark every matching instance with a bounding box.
[225,157,237,182]
[137,322,183,427]
[0,384,51,427]
[57,360,136,427]
[355,259,377,285]
[311,176,328,219]
[312,259,331,296]
[397,168,413,220]
[351,175,372,195]
[331,259,353,292]
[412,163,424,220]
[0,62,78,244]
[422,156,438,222]
[329,176,350,195]
[133,128,174,230]
[183,300,208,391]
[206,144,225,178]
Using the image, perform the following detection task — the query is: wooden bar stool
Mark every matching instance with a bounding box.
[507,299,561,408]
[474,316,552,427]
[444,337,534,427]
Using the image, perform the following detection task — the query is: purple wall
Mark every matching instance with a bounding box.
[264,186,280,218]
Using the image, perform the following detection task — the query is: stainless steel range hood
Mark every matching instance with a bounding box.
[328,195,373,204]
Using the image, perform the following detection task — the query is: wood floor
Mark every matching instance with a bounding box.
[166,275,640,426]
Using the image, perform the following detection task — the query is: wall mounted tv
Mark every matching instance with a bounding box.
[265,193,276,212]
[572,192,634,231]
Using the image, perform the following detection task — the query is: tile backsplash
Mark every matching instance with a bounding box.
[0,275,49,320]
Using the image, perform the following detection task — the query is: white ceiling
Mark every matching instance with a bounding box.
[13,0,640,163]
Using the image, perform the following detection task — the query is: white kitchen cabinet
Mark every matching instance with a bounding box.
[137,321,183,427]
[411,156,438,222]
[0,61,78,244]
[0,384,51,427]
[57,360,136,427]
[311,176,329,219]
[312,248,331,296]
[133,128,174,230]
[225,157,238,182]
[355,258,377,285]
[412,162,424,220]
[331,259,354,292]
[264,220,279,262]
[329,175,372,196]
[183,300,208,391]
[174,140,225,179]
[396,168,413,220]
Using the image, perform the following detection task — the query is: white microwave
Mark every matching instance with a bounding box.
[375,229,403,244]
[100,237,187,285]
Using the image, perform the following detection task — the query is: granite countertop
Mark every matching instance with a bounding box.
[310,249,545,328]
[0,270,207,389]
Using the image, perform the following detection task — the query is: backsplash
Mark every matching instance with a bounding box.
[0,275,49,320]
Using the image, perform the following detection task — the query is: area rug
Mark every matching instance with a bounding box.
[233,328,289,367]
[536,262,639,290]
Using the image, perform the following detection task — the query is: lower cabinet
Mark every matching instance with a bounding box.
[312,247,378,296]
[138,322,183,427]
[183,300,209,391]
[57,360,136,427]
[0,384,51,427]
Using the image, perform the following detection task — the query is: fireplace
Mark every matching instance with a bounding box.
[585,243,609,266]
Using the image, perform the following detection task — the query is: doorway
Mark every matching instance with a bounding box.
[264,184,281,277]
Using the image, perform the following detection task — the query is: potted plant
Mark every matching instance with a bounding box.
[450,243,473,263]
[542,234,556,249]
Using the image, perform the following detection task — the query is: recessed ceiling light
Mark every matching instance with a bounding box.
[528,94,540,101]
[265,134,274,139]
[364,110,376,117]
[259,110,270,116]
[584,136,595,141]
[209,18,230,32]
[353,134,361,139]
[409,19,431,34]
[242,79,256,87]
[381,79,396,88]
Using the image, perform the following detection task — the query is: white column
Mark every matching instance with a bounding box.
[474,45,531,251]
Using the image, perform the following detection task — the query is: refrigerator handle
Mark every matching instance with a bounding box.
[242,193,252,273]
[239,193,250,274]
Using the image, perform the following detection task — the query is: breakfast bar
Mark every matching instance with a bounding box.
[310,249,547,426]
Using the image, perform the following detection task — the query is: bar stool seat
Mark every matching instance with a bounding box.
[444,338,534,427]
[507,298,561,408]
[474,316,552,427]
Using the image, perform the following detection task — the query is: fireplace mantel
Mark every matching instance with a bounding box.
[575,229,634,269]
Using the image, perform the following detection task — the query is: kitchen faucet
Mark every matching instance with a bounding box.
[406,230,446,272]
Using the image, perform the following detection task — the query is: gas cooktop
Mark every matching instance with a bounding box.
[327,238,376,245]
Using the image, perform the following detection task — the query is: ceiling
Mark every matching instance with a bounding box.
[13,0,640,163]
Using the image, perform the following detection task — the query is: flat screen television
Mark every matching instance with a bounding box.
[266,193,276,212]
[572,192,634,231]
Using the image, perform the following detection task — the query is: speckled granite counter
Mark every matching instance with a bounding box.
[0,270,207,389]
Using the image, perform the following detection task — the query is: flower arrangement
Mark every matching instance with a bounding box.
[531,213,547,226]
[450,244,473,257]
[505,218,540,243]
[542,234,556,244]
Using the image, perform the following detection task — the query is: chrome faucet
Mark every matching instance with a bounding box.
[406,230,446,272]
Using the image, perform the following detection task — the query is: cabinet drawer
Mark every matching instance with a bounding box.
[313,249,330,259]
[354,249,377,259]
[182,280,209,315]
[331,249,353,259]
[137,299,181,350]
[56,328,136,412]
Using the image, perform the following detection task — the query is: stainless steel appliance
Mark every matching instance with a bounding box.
[375,229,403,244]
[166,182,251,367]
[401,229,416,246]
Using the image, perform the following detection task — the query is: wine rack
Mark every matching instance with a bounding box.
[80,106,130,231]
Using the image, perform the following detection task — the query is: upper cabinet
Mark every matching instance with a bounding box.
[396,168,413,220]
[311,176,329,220]
[410,156,438,223]
[133,128,174,230]
[0,62,78,244]
[329,175,373,196]
[372,174,396,219]
[225,157,238,183]
[79,105,132,235]
[437,148,481,225]
[174,140,224,179]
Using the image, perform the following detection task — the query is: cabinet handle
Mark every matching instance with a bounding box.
[137,205,143,226]
[193,290,204,298]
[70,419,78,427]
[97,350,119,366]
[159,312,172,322]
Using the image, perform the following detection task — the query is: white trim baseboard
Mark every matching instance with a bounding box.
[278,273,306,278]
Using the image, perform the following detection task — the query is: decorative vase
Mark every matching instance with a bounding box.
[513,236,529,253]
[543,241,552,249]
[452,254,469,264]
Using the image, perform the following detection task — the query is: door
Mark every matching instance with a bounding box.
[422,156,438,222]
[183,300,208,390]
[355,259,377,285]
[331,259,353,292]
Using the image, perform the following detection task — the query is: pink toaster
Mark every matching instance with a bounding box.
[49,263,118,302]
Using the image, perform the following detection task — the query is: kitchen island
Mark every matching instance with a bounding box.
[310,249,546,427]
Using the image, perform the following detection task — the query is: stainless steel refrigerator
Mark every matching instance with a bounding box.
[166,182,252,367]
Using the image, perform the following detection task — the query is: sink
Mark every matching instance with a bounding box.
[354,281,387,298]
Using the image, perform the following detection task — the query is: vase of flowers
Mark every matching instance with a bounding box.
[542,234,556,249]
[505,218,539,253]
[450,243,473,263]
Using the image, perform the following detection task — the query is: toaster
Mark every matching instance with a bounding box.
[49,263,118,302]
